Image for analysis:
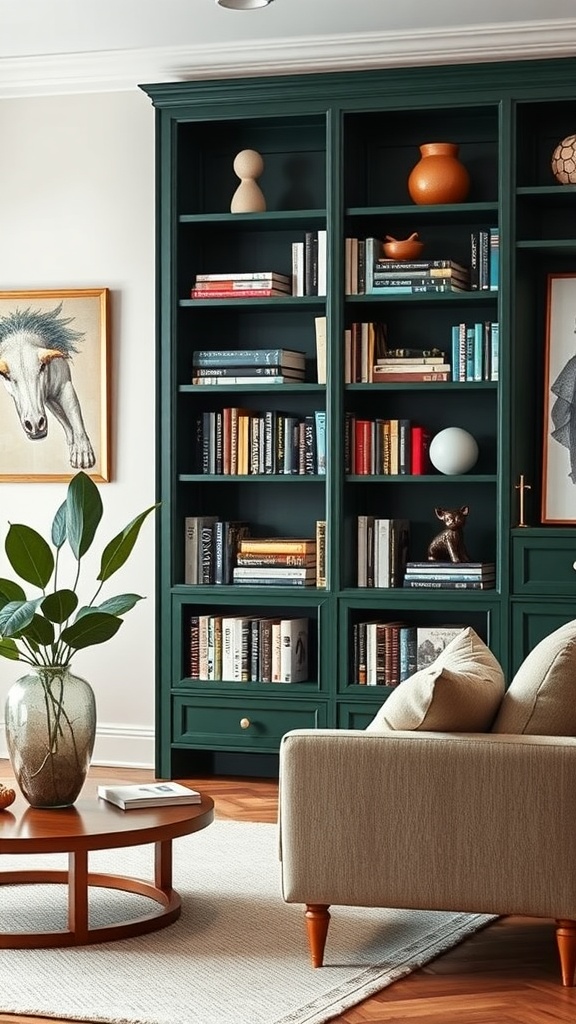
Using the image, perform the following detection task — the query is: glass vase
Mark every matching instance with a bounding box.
[4,666,96,808]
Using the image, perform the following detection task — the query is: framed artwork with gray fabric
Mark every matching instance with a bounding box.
[542,273,576,523]
[0,289,109,482]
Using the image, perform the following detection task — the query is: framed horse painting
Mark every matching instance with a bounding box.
[542,272,576,523]
[0,288,109,482]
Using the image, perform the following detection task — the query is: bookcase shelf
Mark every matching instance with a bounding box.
[142,56,576,778]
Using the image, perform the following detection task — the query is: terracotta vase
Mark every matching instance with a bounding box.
[408,142,470,205]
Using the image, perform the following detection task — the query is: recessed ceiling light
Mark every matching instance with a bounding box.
[216,0,274,8]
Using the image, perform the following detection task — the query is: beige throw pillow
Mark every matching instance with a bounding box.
[366,626,504,732]
[491,619,576,735]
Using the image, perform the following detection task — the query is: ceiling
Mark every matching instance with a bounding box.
[1,0,576,99]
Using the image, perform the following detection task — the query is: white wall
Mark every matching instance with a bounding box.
[0,89,157,766]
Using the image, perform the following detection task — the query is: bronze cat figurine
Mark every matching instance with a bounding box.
[427,505,471,563]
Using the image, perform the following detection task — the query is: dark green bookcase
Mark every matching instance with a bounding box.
[141,56,576,778]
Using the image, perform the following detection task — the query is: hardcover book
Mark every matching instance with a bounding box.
[98,782,201,811]
[416,626,466,668]
[279,617,309,682]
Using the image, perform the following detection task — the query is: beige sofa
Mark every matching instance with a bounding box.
[278,622,576,986]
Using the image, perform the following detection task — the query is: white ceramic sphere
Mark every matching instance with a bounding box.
[429,427,479,475]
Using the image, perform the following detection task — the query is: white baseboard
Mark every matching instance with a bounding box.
[0,721,155,770]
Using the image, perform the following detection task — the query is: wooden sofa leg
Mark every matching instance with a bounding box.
[305,904,331,967]
[555,919,576,986]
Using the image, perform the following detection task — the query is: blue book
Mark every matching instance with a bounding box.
[490,322,499,381]
[473,322,484,381]
[489,227,499,291]
[193,348,305,368]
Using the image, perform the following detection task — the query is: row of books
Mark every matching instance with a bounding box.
[193,407,326,476]
[357,517,410,588]
[346,416,431,475]
[403,561,496,590]
[292,230,327,296]
[345,240,472,294]
[184,525,326,587]
[352,621,465,686]
[470,228,499,291]
[190,271,292,299]
[189,614,310,682]
[451,322,499,382]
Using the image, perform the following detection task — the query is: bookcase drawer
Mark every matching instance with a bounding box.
[173,696,328,753]
[513,537,576,595]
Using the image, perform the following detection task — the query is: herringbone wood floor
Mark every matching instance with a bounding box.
[1,761,574,1023]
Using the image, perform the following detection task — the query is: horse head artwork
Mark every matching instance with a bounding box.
[0,302,95,469]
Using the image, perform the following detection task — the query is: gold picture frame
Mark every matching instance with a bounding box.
[542,272,576,523]
[0,288,110,482]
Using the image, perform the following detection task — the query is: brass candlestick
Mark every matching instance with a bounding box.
[515,474,532,527]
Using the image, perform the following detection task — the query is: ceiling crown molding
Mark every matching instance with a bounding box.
[1,19,576,99]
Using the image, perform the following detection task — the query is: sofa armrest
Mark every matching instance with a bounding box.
[279,729,576,919]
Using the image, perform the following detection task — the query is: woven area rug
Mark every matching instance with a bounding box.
[0,819,494,1024]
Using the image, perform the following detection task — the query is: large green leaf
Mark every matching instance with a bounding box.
[5,525,54,589]
[65,471,103,560]
[51,500,67,549]
[96,593,144,616]
[41,589,78,624]
[24,614,55,646]
[61,611,122,650]
[0,578,26,606]
[97,505,157,582]
[0,599,41,637]
[0,638,20,660]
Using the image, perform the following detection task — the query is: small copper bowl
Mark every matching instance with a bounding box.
[382,233,424,260]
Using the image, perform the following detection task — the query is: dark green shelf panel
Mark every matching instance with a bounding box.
[180,384,325,394]
[179,210,326,229]
[339,587,500,603]
[178,474,326,483]
[516,240,576,252]
[180,296,325,309]
[346,474,497,484]
[346,201,499,220]
[516,186,576,198]
[173,584,328,601]
[347,292,498,305]
[347,382,498,392]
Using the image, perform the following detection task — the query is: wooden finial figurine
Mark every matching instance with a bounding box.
[230,149,266,213]
[427,505,471,562]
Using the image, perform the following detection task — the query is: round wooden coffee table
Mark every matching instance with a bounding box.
[0,790,214,948]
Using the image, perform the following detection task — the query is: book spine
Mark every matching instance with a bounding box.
[195,272,291,282]
[198,615,209,679]
[184,517,199,585]
[410,426,430,475]
[237,553,316,567]
[233,566,316,578]
[190,288,290,298]
[292,241,304,297]
[470,230,479,289]
[279,618,309,683]
[372,371,450,382]
[490,322,499,381]
[314,316,327,385]
[479,229,490,289]
[304,231,316,296]
[316,519,326,587]
[201,525,214,584]
[404,572,495,581]
[403,579,494,589]
[193,365,304,377]
[366,281,465,293]
[189,615,200,678]
[238,540,316,554]
[260,619,274,682]
[314,410,326,474]
[192,279,291,291]
[374,259,466,271]
[193,349,303,366]
[317,229,327,296]
[271,621,282,681]
[489,226,499,291]
[232,577,315,586]
[213,520,224,584]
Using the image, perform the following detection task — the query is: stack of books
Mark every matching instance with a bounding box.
[403,561,496,590]
[192,348,306,386]
[372,350,451,383]
[190,271,292,299]
[366,258,470,295]
[233,537,317,586]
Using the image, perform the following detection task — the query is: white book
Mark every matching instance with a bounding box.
[232,566,316,579]
[279,617,309,682]
[317,229,327,296]
[374,518,391,588]
[98,782,201,811]
[292,241,305,296]
[221,617,236,680]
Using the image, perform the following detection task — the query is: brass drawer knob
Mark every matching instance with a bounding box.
[240,717,251,729]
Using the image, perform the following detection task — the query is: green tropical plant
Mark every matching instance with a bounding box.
[0,471,157,669]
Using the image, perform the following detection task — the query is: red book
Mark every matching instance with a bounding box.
[190,288,290,299]
[354,420,372,474]
[410,425,431,474]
